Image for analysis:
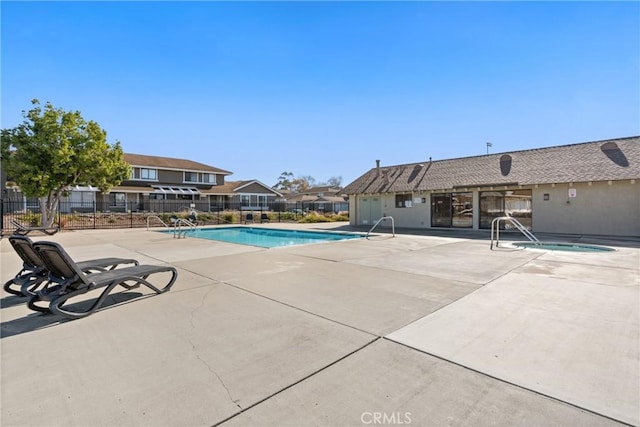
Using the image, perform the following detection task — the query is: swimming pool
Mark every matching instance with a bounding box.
[515,242,614,252]
[173,227,366,248]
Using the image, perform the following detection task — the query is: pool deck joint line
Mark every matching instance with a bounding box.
[1,223,638,427]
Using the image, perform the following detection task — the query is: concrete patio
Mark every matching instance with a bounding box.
[1,223,638,427]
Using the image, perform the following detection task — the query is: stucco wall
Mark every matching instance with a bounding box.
[532,180,639,236]
[379,193,431,228]
[350,179,639,237]
[350,193,431,228]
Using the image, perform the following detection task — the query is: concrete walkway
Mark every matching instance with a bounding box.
[1,224,638,427]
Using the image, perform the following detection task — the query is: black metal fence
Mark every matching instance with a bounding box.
[1,200,349,234]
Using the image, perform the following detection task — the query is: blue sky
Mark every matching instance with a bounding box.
[2,1,639,187]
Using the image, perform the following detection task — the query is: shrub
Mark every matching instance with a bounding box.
[23,211,42,226]
[298,211,332,223]
[276,212,298,221]
[221,211,236,224]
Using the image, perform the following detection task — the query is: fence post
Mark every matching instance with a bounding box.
[0,198,4,236]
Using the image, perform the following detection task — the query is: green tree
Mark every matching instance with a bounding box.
[274,171,295,190]
[1,99,131,227]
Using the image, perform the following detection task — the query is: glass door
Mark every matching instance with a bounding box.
[431,194,452,227]
[451,192,473,228]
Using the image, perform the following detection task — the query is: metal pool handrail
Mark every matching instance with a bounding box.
[146,215,169,230]
[490,215,540,249]
[367,216,395,239]
[173,218,197,239]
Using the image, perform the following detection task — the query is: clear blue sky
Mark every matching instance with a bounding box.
[2,1,639,187]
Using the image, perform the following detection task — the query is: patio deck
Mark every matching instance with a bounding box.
[1,223,638,427]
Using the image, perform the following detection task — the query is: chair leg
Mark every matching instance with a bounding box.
[49,283,120,319]
[3,278,25,296]
[20,277,48,297]
[49,271,176,319]
[3,274,47,297]
[27,294,52,313]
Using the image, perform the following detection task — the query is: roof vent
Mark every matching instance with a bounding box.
[500,154,512,176]
[601,142,629,167]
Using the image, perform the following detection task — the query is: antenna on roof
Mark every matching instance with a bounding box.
[486,142,493,154]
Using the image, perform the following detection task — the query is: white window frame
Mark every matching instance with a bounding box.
[140,168,158,181]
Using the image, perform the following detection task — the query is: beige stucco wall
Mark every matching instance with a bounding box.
[350,179,639,237]
[379,192,431,228]
[350,193,432,228]
[532,180,639,236]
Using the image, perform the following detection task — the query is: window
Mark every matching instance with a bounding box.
[109,193,126,207]
[138,168,157,180]
[184,172,198,182]
[480,190,532,229]
[184,172,216,184]
[395,193,412,208]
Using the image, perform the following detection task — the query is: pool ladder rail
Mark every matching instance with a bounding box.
[172,218,197,239]
[145,215,197,239]
[366,216,395,239]
[146,215,169,230]
[490,215,541,250]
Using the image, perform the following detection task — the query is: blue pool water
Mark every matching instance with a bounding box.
[172,227,366,248]
[515,242,614,252]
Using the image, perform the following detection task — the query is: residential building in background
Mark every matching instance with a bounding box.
[3,153,282,213]
[282,186,348,213]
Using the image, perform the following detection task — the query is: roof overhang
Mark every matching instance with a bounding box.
[453,182,519,189]
[151,186,201,195]
[66,185,99,192]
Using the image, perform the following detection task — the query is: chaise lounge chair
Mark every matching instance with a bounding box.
[3,235,139,298]
[11,219,60,236]
[244,213,254,224]
[29,241,178,319]
[260,213,270,223]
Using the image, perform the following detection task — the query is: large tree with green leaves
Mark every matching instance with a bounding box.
[1,99,131,227]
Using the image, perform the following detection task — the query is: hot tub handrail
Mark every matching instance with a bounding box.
[490,215,540,249]
[367,216,395,239]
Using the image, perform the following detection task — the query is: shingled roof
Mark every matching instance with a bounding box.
[342,136,640,195]
[124,153,232,175]
[201,180,282,196]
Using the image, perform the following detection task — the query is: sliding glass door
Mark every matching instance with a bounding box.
[431,192,473,228]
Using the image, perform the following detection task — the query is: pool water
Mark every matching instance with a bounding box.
[174,227,366,248]
[515,242,614,252]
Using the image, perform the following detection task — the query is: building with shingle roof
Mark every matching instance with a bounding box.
[106,155,281,212]
[34,154,281,213]
[124,153,232,175]
[282,186,349,213]
[343,136,639,236]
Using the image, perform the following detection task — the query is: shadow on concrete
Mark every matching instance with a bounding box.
[0,295,30,309]
[1,292,146,339]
